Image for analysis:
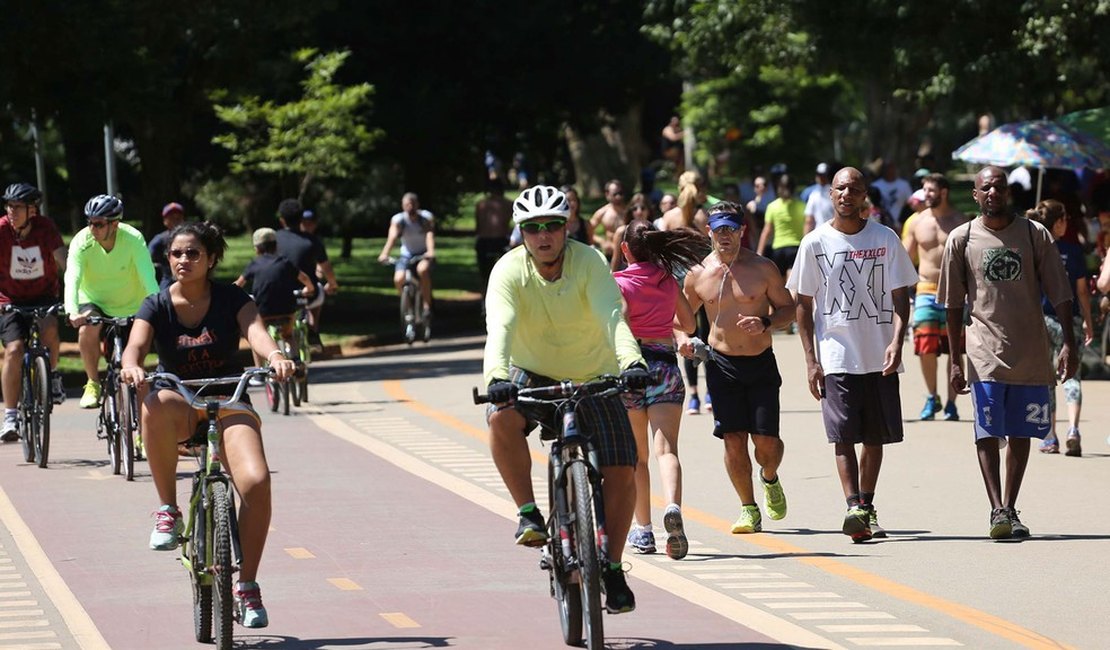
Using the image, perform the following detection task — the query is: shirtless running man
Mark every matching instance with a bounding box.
[590,179,628,258]
[678,201,795,534]
[902,173,968,421]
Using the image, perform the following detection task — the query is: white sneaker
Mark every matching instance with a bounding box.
[0,414,18,443]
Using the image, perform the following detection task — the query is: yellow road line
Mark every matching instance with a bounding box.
[327,578,363,591]
[284,547,316,559]
[306,399,841,650]
[380,612,421,628]
[0,487,109,649]
[381,379,1070,650]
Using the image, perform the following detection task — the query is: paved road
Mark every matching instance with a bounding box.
[0,333,1105,649]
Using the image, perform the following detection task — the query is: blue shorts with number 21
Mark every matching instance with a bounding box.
[970,381,1051,441]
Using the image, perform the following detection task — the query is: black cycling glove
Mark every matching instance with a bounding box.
[487,380,518,404]
[620,363,651,390]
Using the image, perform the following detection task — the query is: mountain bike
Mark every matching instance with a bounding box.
[473,375,626,650]
[383,255,430,345]
[145,367,270,649]
[290,288,312,405]
[2,303,63,468]
[86,315,139,479]
[261,321,292,416]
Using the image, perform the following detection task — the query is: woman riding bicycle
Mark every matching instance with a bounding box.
[121,221,295,629]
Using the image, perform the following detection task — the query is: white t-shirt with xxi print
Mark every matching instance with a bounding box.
[787,218,918,375]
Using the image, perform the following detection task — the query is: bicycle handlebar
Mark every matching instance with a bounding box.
[381,254,428,268]
[0,303,64,319]
[472,375,625,405]
[85,315,135,328]
[144,367,273,408]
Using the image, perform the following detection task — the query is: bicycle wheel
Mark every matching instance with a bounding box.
[400,283,417,344]
[19,365,34,464]
[265,379,279,412]
[281,379,291,416]
[295,324,310,404]
[104,384,121,475]
[190,483,213,642]
[31,357,50,469]
[192,570,213,642]
[210,481,235,649]
[549,461,582,645]
[571,461,603,649]
[119,382,136,481]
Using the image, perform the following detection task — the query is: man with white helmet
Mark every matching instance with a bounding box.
[483,185,649,614]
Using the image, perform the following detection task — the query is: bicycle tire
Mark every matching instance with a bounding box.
[401,283,417,344]
[549,460,582,645]
[265,379,279,413]
[105,384,121,475]
[120,382,136,481]
[192,570,213,643]
[211,481,235,649]
[571,461,603,649]
[281,379,291,416]
[19,365,34,463]
[31,356,50,469]
[294,323,309,404]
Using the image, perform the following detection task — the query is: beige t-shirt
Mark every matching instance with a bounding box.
[937,216,1072,385]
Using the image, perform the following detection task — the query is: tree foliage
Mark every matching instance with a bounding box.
[644,0,1110,174]
[211,49,382,199]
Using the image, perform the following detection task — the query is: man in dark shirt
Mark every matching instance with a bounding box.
[149,202,186,290]
[234,228,315,368]
[275,199,337,347]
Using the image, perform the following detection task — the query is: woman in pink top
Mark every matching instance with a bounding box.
[613,220,708,559]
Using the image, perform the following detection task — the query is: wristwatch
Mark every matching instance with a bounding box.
[760,316,772,331]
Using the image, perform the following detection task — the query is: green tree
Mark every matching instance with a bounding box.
[212,49,382,204]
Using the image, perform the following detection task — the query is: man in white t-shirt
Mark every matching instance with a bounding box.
[788,167,918,543]
[378,192,436,317]
[870,162,913,227]
[803,162,834,234]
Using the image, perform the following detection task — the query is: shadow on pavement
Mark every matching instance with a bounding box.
[881,532,1110,543]
[681,551,865,561]
[305,357,482,386]
[244,635,452,648]
[613,639,826,649]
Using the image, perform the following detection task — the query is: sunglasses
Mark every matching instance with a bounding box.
[168,247,203,261]
[88,220,111,229]
[520,219,567,234]
[711,224,739,234]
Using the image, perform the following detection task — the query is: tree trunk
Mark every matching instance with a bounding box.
[565,105,644,199]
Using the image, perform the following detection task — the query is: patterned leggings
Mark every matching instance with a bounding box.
[1044,314,1082,411]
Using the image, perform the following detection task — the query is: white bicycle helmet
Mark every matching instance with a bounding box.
[512,185,570,224]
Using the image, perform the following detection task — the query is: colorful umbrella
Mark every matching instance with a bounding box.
[952,119,1110,201]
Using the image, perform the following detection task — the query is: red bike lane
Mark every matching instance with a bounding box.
[0,394,789,649]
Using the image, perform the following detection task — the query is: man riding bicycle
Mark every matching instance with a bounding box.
[274,199,336,349]
[233,227,316,368]
[65,195,159,409]
[484,185,649,614]
[377,192,436,319]
[0,182,67,441]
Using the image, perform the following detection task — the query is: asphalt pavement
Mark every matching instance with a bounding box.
[0,332,1105,649]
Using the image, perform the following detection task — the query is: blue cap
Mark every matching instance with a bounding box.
[708,211,742,231]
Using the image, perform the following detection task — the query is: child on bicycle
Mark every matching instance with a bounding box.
[121,221,296,629]
[233,228,316,370]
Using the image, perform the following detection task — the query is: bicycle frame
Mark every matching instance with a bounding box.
[87,315,138,477]
[3,303,62,467]
[147,369,268,576]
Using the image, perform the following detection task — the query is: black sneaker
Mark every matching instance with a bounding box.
[1008,508,1030,538]
[515,509,548,547]
[989,507,1012,540]
[602,565,636,614]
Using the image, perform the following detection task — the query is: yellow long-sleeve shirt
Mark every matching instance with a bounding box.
[483,239,643,385]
